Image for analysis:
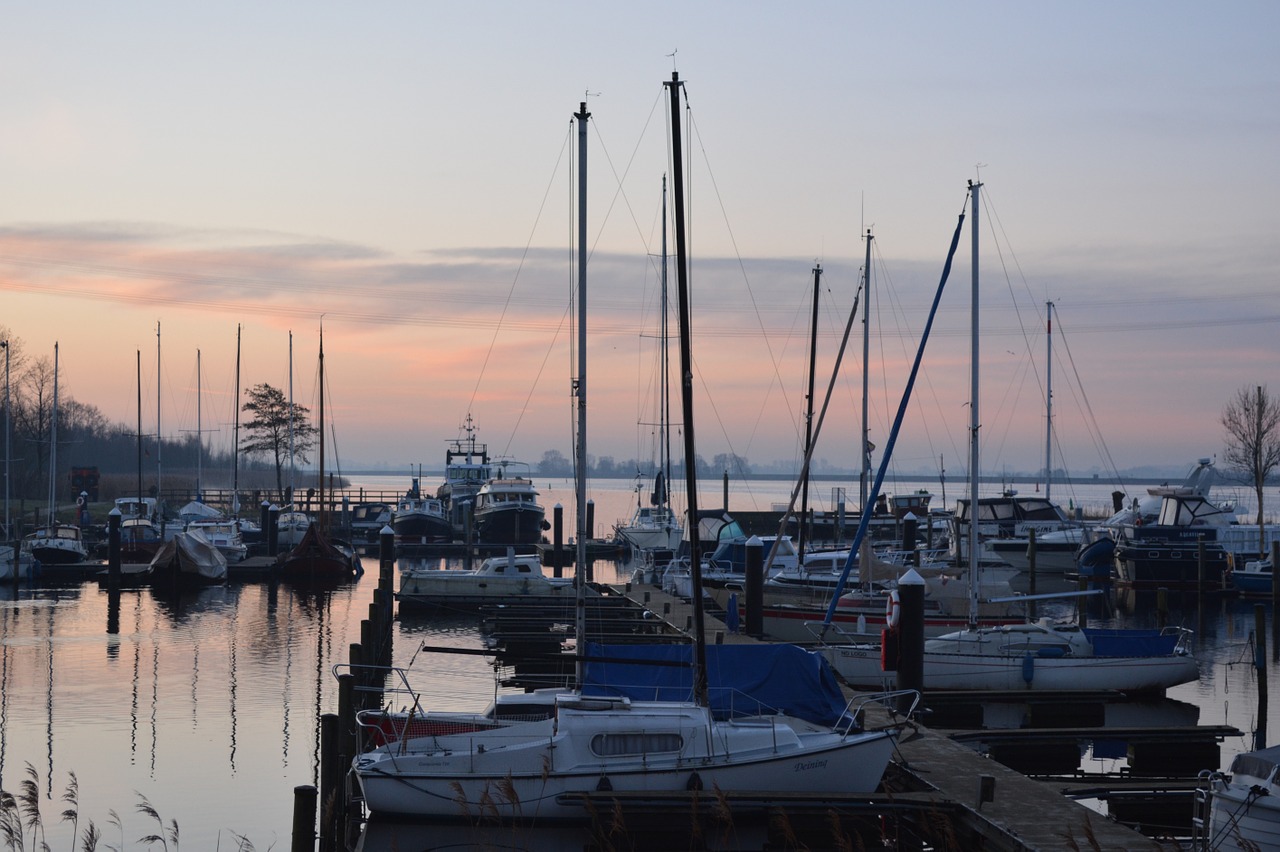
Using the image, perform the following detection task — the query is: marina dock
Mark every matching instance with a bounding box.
[596,583,1177,851]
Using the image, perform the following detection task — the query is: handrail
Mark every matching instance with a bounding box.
[839,689,921,735]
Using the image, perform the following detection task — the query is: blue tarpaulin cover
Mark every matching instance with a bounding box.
[1082,628,1178,657]
[581,642,851,726]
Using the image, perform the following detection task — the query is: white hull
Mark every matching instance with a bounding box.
[355,699,896,820]
[616,524,683,553]
[1207,781,1280,851]
[820,644,1199,692]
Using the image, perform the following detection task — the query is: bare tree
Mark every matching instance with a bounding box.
[1221,384,1280,557]
[239,383,317,496]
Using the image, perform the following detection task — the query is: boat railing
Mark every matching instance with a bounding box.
[333,663,427,717]
[839,690,921,735]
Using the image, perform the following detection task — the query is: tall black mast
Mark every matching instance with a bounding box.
[666,70,708,705]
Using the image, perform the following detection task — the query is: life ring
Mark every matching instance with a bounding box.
[885,590,901,629]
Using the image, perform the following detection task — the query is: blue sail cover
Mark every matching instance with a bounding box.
[581,643,851,726]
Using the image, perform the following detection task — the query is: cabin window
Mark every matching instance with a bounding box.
[590,733,683,757]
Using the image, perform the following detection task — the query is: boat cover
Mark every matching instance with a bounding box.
[1082,628,1179,657]
[1231,745,1280,781]
[581,642,852,727]
[149,530,228,581]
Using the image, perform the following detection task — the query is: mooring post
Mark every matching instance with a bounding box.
[1076,575,1089,628]
[318,713,338,852]
[585,500,595,582]
[1027,528,1038,620]
[1271,541,1280,636]
[896,568,926,715]
[900,512,917,553]
[1197,536,1206,592]
[107,507,122,591]
[267,503,280,557]
[1157,588,1168,630]
[1257,604,1269,751]
[290,785,317,852]
[552,504,564,578]
[259,500,270,551]
[745,535,763,637]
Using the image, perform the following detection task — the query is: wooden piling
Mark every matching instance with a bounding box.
[1027,529,1037,620]
[1076,576,1088,628]
[553,504,563,578]
[318,714,338,852]
[290,785,317,852]
[107,508,121,591]
[1156,588,1168,630]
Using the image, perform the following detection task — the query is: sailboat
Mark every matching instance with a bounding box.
[21,343,89,566]
[818,182,1199,693]
[277,326,360,583]
[614,176,683,554]
[352,86,898,820]
[277,332,312,548]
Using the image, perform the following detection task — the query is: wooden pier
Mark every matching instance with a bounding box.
[606,583,1171,851]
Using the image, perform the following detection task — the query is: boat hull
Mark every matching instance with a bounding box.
[820,645,1199,692]
[1207,778,1280,851]
[392,512,453,545]
[474,504,546,546]
[354,708,895,820]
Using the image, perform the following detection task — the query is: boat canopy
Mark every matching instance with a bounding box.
[581,643,852,727]
[1230,745,1280,782]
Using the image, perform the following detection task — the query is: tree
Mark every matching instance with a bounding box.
[1221,384,1280,557]
[239,383,317,495]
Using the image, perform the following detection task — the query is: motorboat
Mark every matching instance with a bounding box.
[1198,745,1280,851]
[392,479,452,545]
[472,470,546,546]
[1231,558,1274,595]
[22,523,88,566]
[397,551,574,609]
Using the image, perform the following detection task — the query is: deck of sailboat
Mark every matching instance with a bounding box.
[606,582,1164,851]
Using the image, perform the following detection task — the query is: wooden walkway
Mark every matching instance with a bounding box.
[608,583,1166,851]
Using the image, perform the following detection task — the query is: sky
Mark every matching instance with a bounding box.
[2,2,1277,484]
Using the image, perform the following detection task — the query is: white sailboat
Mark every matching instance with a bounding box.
[819,183,1199,694]
[353,85,898,820]
[21,343,89,566]
[615,176,682,554]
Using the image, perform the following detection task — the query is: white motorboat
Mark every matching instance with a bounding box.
[1198,745,1280,851]
[397,551,574,608]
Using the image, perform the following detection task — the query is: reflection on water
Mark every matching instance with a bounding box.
[0,553,1274,849]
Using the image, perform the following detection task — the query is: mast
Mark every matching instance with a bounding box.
[49,343,59,526]
[288,331,295,505]
[660,175,673,531]
[3,339,9,542]
[137,351,144,510]
[967,180,982,630]
[156,321,162,506]
[666,70,708,705]
[318,323,326,532]
[233,324,241,518]
[1044,301,1054,502]
[799,264,820,560]
[573,100,590,686]
[196,350,202,499]
[860,231,873,512]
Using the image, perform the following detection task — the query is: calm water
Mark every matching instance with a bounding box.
[0,477,1274,850]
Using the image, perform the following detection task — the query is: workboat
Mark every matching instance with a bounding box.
[1231,558,1274,595]
[396,551,574,609]
[354,86,901,822]
[1197,745,1280,851]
